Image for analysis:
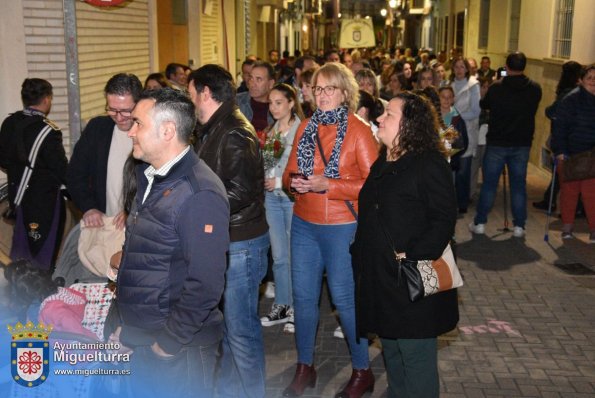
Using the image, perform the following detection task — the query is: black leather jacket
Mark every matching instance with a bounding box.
[194,100,268,242]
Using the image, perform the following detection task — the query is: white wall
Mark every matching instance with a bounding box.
[570,0,595,63]
[518,0,554,60]
[0,0,28,122]
[1,0,69,153]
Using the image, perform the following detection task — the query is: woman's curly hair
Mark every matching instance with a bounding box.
[387,92,447,159]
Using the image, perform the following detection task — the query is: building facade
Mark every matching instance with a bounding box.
[1,0,592,171]
[431,0,594,170]
[0,0,253,157]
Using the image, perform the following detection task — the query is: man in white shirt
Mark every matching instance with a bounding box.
[118,88,229,397]
[67,73,143,229]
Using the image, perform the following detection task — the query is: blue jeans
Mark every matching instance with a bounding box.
[291,216,369,369]
[474,146,530,228]
[265,191,294,306]
[132,342,219,398]
[454,155,473,210]
[216,232,270,398]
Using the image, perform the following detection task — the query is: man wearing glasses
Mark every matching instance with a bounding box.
[67,73,143,230]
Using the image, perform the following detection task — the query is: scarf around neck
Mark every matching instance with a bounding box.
[296,105,348,178]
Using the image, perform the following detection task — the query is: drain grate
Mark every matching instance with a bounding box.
[554,263,595,275]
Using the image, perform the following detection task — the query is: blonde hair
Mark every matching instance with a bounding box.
[312,62,360,113]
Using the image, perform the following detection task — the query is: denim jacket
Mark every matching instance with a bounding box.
[237,91,274,127]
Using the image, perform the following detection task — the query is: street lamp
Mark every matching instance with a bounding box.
[380,8,387,17]
[389,0,398,9]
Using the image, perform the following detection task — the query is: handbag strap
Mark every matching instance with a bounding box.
[376,207,399,261]
[374,204,403,285]
[13,123,53,207]
[314,133,358,220]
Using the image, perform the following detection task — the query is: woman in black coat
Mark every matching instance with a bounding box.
[352,92,459,398]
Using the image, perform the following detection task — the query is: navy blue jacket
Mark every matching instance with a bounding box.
[117,150,230,354]
[551,86,595,156]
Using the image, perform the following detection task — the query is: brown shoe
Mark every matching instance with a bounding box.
[282,363,317,397]
[334,368,375,398]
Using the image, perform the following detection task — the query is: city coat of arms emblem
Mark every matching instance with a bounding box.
[8,321,53,387]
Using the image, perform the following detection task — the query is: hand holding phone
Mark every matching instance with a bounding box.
[289,172,308,193]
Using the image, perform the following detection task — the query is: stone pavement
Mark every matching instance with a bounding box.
[260,164,595,397]
[0,165,593,397]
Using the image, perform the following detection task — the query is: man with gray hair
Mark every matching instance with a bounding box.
[117,88,230,397]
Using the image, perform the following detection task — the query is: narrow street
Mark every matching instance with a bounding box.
[260,164,595,397]
[0,164,593,397]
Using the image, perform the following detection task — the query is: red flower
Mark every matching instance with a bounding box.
[256,130,266,149]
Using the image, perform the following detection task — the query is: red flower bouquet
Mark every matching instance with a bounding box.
[262,131,285,174]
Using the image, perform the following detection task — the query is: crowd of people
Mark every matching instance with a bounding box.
[1,43,594,398]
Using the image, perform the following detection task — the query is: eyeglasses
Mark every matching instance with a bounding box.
[105,106,135,117]
[312,86,338,96]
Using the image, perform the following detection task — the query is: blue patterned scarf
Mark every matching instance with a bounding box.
[296,106,349,178]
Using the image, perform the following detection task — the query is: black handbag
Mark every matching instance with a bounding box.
[377,209,463,302]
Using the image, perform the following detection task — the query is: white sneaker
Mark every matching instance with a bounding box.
[283,307,295,334]
[513,226,525,238]
[468,222,485,234]
[264,281,275,299]
[333,325,344,339]
[561,231,574,239]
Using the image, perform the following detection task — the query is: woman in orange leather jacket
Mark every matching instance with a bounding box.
[281,62,378,398]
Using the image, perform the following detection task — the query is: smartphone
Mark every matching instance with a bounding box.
[289,172,308,193]
[289,172,308,180]
[497,67,507,79]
